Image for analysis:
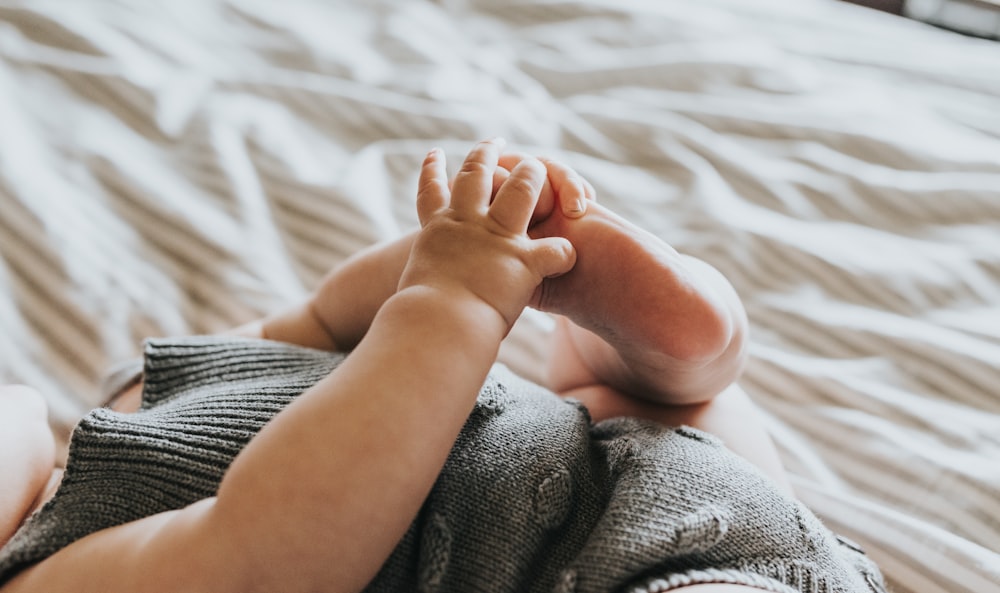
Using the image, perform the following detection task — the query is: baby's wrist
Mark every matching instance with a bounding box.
[391,283,511,340]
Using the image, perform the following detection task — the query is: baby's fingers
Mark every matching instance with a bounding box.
[450,138,505,215]
[416,148,449,226]
[500,152,555,224]
[448,165,509,197]
[489,158,546,232]
[539,157,593,218]
[528,236,576,280]
[491,166,510,198]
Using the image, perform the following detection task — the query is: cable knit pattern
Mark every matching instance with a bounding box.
[0,336,885,592]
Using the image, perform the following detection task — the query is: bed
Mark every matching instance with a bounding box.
[1,0,998,590]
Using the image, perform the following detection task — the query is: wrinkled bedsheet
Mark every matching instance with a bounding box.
[1,1,998,591]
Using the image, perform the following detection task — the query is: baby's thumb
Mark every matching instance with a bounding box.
[529,236,576,280]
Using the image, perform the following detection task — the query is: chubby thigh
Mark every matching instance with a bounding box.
[0,386,56,548]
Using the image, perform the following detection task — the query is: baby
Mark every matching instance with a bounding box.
[0,139,884,592]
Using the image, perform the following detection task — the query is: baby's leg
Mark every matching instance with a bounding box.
[548,317,790,492]
[236,231,418,351]
[100,232,423,414]
[531,201,789,491]
[531,201,747,405]
[0,386,56,544]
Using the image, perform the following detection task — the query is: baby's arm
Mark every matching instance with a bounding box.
[8,140,575,593]
[211,141,575,593]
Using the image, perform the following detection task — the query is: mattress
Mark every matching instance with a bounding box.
[1,0,998,591]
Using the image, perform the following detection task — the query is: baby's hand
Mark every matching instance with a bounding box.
[398,139,577,331]
[450,153,596,227]
[496,153,596,227]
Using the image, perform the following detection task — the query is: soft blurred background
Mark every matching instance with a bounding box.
[0,1,998,591]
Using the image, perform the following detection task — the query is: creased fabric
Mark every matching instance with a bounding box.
[0,1,998,591]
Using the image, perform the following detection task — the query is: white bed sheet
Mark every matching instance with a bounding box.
[1,0,998,591]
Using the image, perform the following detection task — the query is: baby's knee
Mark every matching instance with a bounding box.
[1,385,56,464]
[2,384,50,421]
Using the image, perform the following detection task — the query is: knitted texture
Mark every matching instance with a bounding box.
[0,336,885,592]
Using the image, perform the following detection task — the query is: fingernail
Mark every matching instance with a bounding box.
[565,180,587,217]
[487,137,507,149]
[427,147,442,158]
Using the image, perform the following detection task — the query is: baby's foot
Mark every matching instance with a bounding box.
[529,202,747,405]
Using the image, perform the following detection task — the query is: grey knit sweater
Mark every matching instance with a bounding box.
[0,336,885,592]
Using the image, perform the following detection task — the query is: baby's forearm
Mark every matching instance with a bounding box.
[211,286,506,593]
[208,140,566,593]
